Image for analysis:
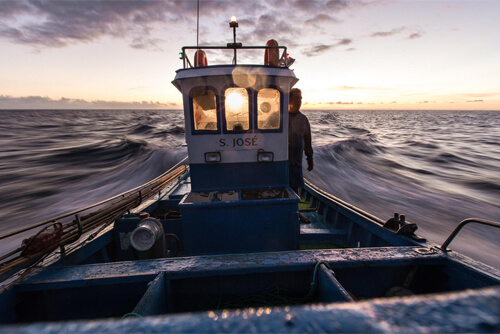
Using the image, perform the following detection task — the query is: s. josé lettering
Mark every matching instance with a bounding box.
[219,137,259,148]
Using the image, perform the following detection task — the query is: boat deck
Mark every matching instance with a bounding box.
[4,245,499,329]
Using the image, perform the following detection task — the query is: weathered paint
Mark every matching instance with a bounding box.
[3,286,499,333]
[19,247,447,289]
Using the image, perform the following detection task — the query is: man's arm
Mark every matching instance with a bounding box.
[304,118,314,171]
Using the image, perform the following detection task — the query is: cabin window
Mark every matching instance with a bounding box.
[257,88,281,130]
[224,87,249,131]
[192,89,218,131]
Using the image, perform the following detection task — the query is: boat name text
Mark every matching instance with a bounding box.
[219,137,259,148]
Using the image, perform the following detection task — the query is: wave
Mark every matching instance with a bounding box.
[464,179,500,192]
[315,136,383,163]
[0,144,187,234]
[131,124,155,134]
[428,152,479,167]
[406,141,440,149]
[41,137,149,168]
[1,109,499,268]
[37,146,187,218]
[166,125,185,135]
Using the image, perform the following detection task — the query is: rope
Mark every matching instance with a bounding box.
[122,313,143,319]
[0,159,188,281]
[305,261,332,300]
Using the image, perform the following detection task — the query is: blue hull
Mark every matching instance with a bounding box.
[1,166,499,332]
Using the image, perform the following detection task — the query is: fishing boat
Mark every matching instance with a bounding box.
[1,18,499,333]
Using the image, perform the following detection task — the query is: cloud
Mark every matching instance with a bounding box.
[408,33,422,40]
[0,0,368,52]
[303,38,353,56]
[289,0,350,13]
[305,13,340,25]
[0,95,178,109]
[130,37,163,51]
[247,14,299,46]
[371,27,405,38]
[0,1,199,50]
[466,99,484,103]
[303,44,335,56]
[326,101,355,105]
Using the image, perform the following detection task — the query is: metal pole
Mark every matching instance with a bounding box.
[233,26,237,64]
[196,0,200,48]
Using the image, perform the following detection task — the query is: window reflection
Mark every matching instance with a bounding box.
[192,89,217,131]
[257,89,280,130]
[225,87,249,131]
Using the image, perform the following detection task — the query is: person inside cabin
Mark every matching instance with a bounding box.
[288,88,313,224]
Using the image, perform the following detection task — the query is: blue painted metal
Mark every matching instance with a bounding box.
[4,286,499,333]
[2,246,499,330]
[190,161,288,191]
[317,264,354,303]
[302,179,426,246]
[132,272,167,317]
[51,229,114,267]
[179,187,299,255]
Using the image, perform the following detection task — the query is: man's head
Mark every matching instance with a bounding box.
[289,88,302,113]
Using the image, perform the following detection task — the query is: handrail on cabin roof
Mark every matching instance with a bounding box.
[180,45,289,69]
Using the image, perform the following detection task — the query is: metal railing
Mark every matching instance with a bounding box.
[180,45,289,69]
[440,218,500,251]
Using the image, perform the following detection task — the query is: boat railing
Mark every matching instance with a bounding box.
[180,45,289,69]
[440,218,500,251]
[0,157,189,286]
[303,178,386,225]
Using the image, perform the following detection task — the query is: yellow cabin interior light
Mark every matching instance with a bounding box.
[226,90,245,111]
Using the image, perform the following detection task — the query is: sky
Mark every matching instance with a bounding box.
[0,0,499,110]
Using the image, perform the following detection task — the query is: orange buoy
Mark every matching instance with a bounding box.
[194,50,208,67]
[264,39,280,66]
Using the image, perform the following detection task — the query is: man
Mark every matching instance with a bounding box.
[288,88,313,223]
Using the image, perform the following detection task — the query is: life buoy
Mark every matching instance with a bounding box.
[264,39,279,66]
[194,50,208,67]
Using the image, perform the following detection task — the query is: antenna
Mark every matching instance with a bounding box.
[196,0,200,47]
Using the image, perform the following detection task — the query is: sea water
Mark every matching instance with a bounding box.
[0,109,498,268]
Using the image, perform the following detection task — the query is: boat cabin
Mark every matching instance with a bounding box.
[172,56,297,190]
[171,40,300,255]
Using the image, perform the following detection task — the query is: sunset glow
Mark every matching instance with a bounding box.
[0,0,499,110]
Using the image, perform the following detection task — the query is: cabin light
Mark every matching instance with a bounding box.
[286,53,295,67]
[179,52,184,59]
[205,152,221,163]
[230,16,238,27]
[257,150,274,163]
[226,89,245,110]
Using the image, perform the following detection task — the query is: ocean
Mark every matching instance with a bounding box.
[0,109,499,268]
